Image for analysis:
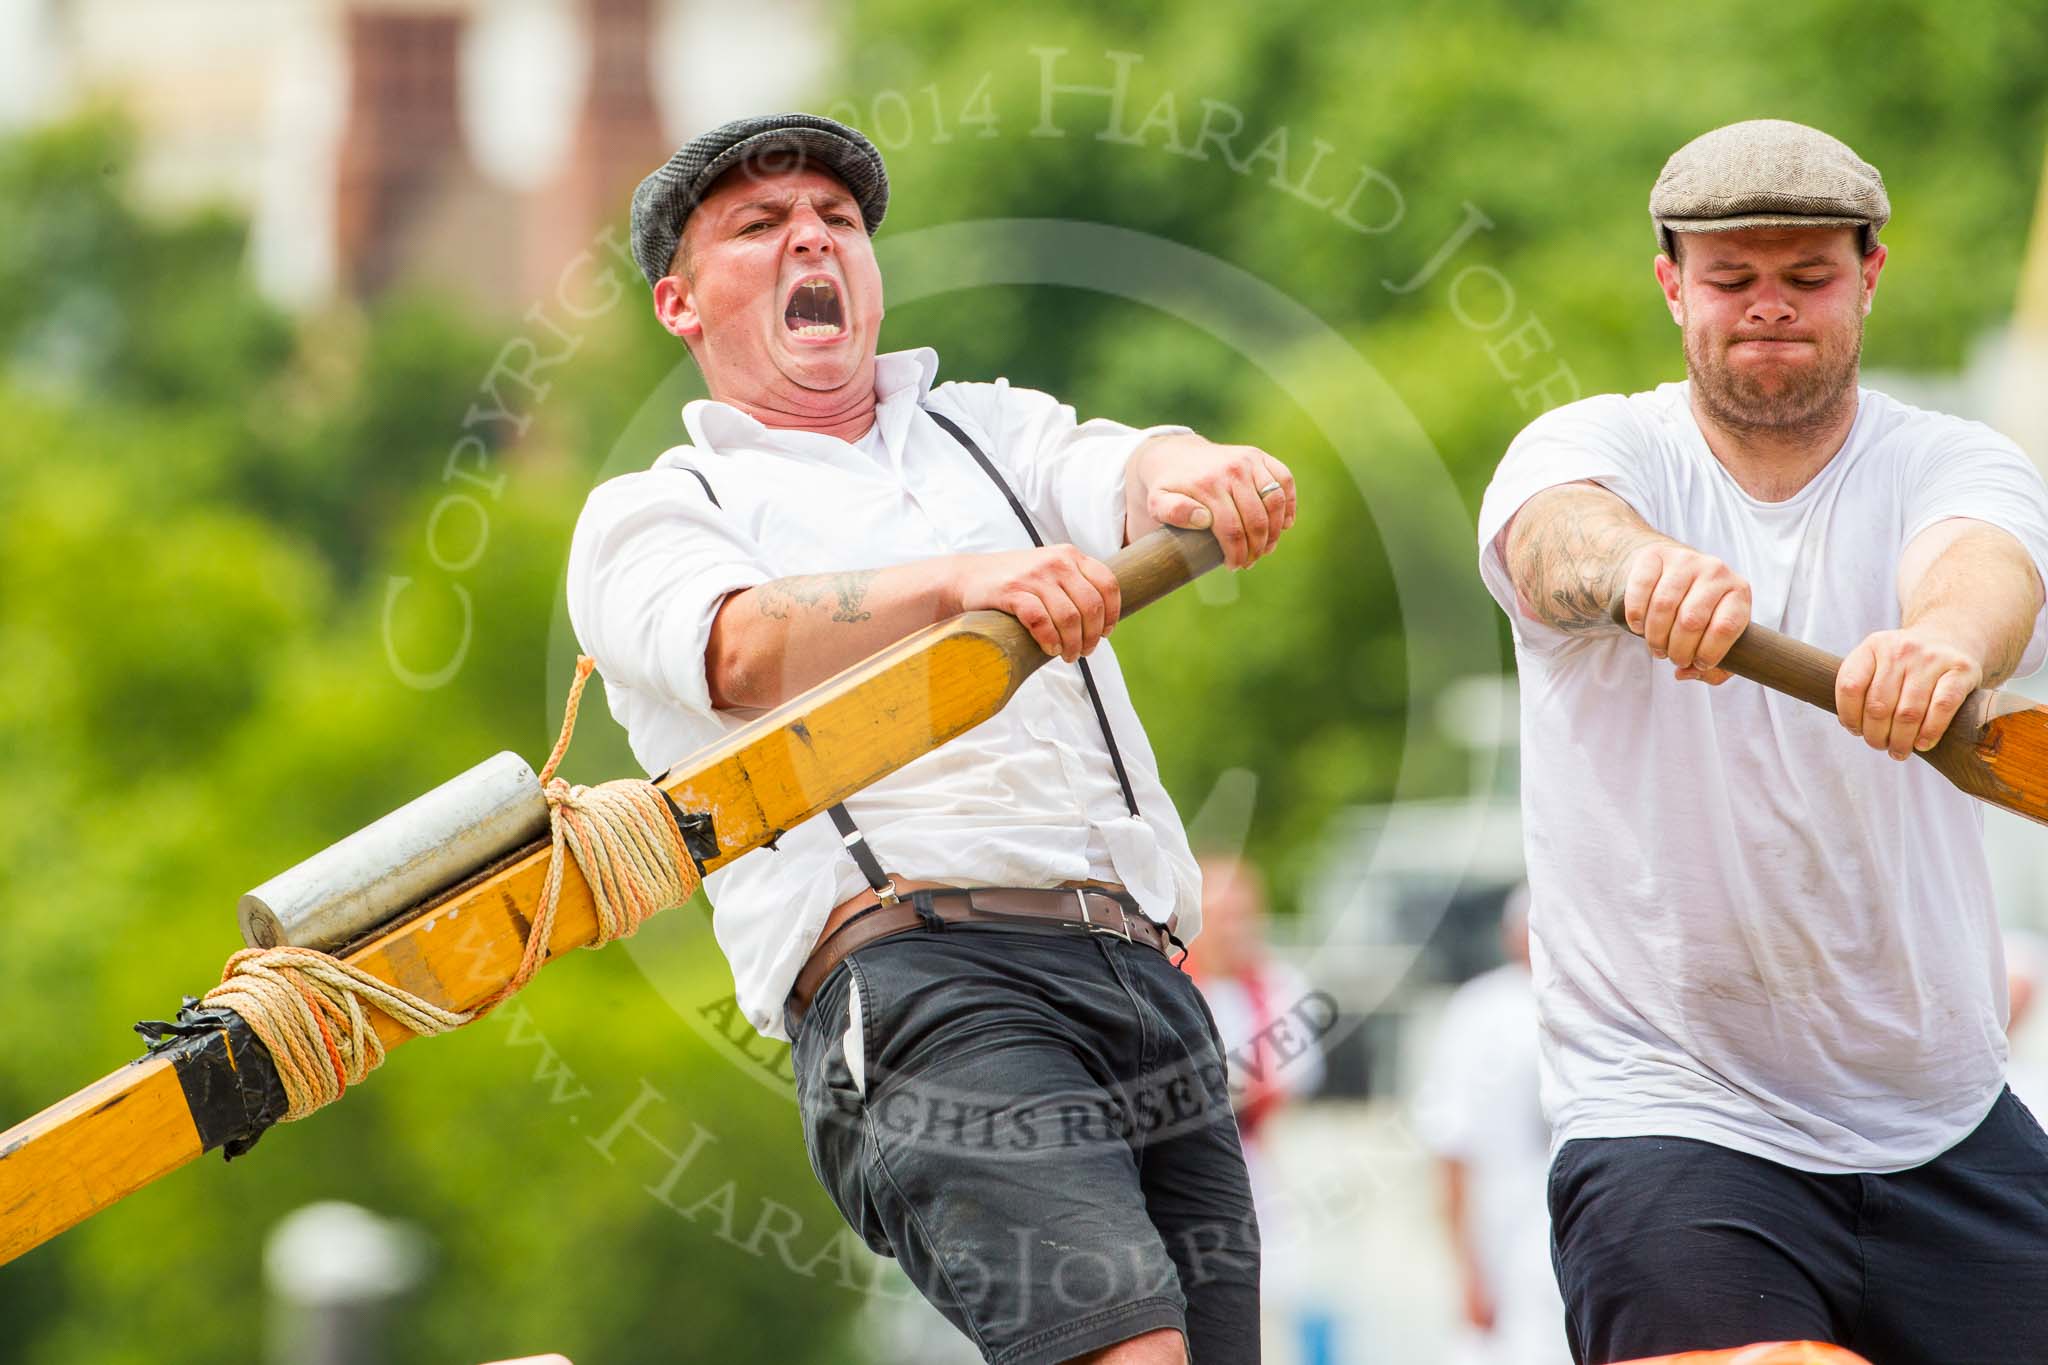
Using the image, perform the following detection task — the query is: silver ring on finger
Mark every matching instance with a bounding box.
[1256,480,1283,499]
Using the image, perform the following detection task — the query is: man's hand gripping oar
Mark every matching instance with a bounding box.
[0,526,1223,1268]
[1609,587,2048,827]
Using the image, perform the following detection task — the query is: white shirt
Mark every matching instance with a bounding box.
[1477,383,2048,1173]
[566,348,1202,1040]
[1412,964,1569,1365]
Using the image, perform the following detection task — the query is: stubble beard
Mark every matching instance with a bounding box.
[1683,312,1863,442]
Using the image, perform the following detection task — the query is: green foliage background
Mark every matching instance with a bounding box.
[2,4,2044,1361]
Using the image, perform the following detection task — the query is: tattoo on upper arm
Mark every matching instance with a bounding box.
[1507,491,1660,634]
[755,571,877,623]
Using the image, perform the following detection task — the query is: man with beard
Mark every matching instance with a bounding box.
[568,114,1287,1364]
[1477,119,2048,1363]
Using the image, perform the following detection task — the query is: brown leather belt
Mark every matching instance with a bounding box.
[787,886,1175,1030]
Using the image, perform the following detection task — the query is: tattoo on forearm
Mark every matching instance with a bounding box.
[1509,493,1662,634]
[755,571,877,624]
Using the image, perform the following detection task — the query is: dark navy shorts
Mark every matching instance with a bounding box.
[1549,1089,2048,1365]
[788,922,1262,1364]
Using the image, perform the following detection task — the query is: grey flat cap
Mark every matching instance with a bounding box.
[629,112,889,288]
[1651,119,1888,258]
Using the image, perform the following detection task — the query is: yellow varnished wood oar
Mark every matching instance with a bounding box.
[0,526,1223,1267]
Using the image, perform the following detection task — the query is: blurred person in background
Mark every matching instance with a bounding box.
[2006,930,2048,1115]
[1188,854,1326,1356]
[1189,855,1327,1188]
[1413,886,1570,1365]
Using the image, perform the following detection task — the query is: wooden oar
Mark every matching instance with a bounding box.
[1610,597,2048,826]
[1618,1343,1870,1365]
[0,526,1223,1267]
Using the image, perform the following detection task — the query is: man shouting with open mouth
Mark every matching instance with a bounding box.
[568,113,1297,1364]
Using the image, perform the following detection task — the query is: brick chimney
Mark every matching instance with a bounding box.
[525,0,669,296]
[333,5,469,296]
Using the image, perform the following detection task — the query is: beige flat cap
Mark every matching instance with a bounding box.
[1651,118,1888,257]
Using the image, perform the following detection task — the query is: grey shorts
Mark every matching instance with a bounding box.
[788,920,1262,1364]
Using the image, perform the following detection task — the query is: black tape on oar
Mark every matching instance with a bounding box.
[136,998,289,1160]
[657,792,719,872]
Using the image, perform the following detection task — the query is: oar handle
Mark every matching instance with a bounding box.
[1602,590,2015,743]
[1600,586,2048,813]
[1606,590,1842,714]
[1107,525,1226,616]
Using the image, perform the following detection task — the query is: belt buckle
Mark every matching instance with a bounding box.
[1077,888,1133,943]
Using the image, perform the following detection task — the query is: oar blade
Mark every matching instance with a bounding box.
[1924,698,2048,827]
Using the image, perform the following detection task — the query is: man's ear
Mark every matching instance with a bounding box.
[1860,243,1887,316]
[653,274,701,340]
[1653,252,1684,327]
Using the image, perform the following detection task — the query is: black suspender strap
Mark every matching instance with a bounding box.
[675,465,719,507]
[923,407,1143,822]
[924,411,1041,552]
[827,802,896,901]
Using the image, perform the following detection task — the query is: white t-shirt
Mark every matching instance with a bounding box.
[1477,382,2048,1173]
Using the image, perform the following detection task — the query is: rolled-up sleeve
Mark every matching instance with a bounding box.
[1476,394,1657,654]
[932,379,1190,561]
[565,464,773,716]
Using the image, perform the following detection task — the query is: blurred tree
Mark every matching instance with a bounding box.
[0,118,857,1365]
[3,4,2046,1359]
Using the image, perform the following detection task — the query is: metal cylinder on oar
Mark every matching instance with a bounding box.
[0,526,1225,1268]
[239,751,551,954]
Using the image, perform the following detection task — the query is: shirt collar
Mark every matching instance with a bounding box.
[680,348,941,458]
